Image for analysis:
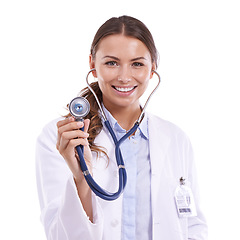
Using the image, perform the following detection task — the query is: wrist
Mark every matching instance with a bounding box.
[73,175,93,222]
[74,175,91,193]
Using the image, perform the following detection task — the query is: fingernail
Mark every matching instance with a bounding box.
[83,132,89,137]
[69,117,75,122]
[77,121,84,127]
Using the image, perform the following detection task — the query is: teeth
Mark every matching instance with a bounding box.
[115,86,135,92]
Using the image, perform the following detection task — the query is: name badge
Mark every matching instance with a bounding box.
[174,177,197,218]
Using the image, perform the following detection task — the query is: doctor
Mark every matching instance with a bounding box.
[36,15,208,239]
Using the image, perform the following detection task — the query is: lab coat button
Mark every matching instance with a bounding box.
[111,219,119,227]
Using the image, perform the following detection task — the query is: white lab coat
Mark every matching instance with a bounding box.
[36,113,208,240]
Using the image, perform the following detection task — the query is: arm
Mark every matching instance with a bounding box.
[56,117,93,221]
[36,118,103,239]
[182,135,208,240]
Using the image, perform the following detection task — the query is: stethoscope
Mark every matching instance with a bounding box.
[69,69,161,201]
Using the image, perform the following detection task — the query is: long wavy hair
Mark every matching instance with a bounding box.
[70,16,159,156]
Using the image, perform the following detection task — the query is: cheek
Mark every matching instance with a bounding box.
[97,78,108,95]
[134,68,152,85]
[97,72,114,95]
[140,79,150,93]
[96,67,118,84]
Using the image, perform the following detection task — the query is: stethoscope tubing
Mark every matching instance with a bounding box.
[76,120,139,200]
[73,69,160,201]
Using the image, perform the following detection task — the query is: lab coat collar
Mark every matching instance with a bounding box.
[101,104,149,139]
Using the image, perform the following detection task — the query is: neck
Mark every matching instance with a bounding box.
[104,104,141,131]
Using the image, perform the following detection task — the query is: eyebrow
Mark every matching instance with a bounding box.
[102,55,147,61]
[102,55,119,61]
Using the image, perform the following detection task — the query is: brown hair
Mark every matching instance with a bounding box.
[77,16,158,156]
[90,15,159,66]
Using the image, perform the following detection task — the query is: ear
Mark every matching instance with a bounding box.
[89,54,97,78]
[150,63,156,79]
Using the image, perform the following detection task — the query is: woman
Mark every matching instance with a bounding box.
[36,16,208,240]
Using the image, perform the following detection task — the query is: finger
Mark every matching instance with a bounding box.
[57,120,84,148]
[57,117,74,148]
[60,138,89,155]
[57,116,75,128]
[59,129,89,150]
[83,119,90,133]
[58,136,88,155]
[58,120,84,134]
[63,129,89,139]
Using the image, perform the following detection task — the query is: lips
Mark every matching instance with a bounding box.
[112,86,137,93]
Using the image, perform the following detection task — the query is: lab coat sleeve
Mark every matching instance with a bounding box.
[181,134,208,240]
[35,119,104,240]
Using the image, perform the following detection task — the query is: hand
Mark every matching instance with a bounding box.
[56,117,92,183]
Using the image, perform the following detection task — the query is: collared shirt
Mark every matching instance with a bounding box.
[102,106,152,240]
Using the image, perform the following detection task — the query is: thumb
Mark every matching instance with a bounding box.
[83,119,90,133]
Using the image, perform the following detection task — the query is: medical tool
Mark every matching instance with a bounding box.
[69,97,90,153]
[69,69,161,200]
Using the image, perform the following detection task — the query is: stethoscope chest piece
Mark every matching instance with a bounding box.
[69,97,90,120]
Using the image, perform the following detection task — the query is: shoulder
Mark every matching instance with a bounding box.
[37,117,64,146]
[146,112,191,149]
[147,113,187,136]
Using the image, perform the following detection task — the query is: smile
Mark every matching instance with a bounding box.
[112,86,136,92]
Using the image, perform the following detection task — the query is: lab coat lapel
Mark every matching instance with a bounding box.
[148,114,171,223]
[148,113,171,175]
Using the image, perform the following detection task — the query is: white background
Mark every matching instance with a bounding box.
[1,0,239,239]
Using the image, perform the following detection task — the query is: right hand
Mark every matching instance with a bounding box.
[56,117,92,183]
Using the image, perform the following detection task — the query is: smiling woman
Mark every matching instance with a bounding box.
[36,15,208,240]
[90,34,155,130]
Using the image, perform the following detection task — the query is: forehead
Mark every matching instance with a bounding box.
[96,34,151,60]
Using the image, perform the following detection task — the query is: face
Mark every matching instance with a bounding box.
[89,34,155,112]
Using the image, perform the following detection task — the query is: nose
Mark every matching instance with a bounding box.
[117,65,132,83]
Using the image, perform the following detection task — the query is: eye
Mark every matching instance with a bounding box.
[105,61,118,66]
[132,62,144,67]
